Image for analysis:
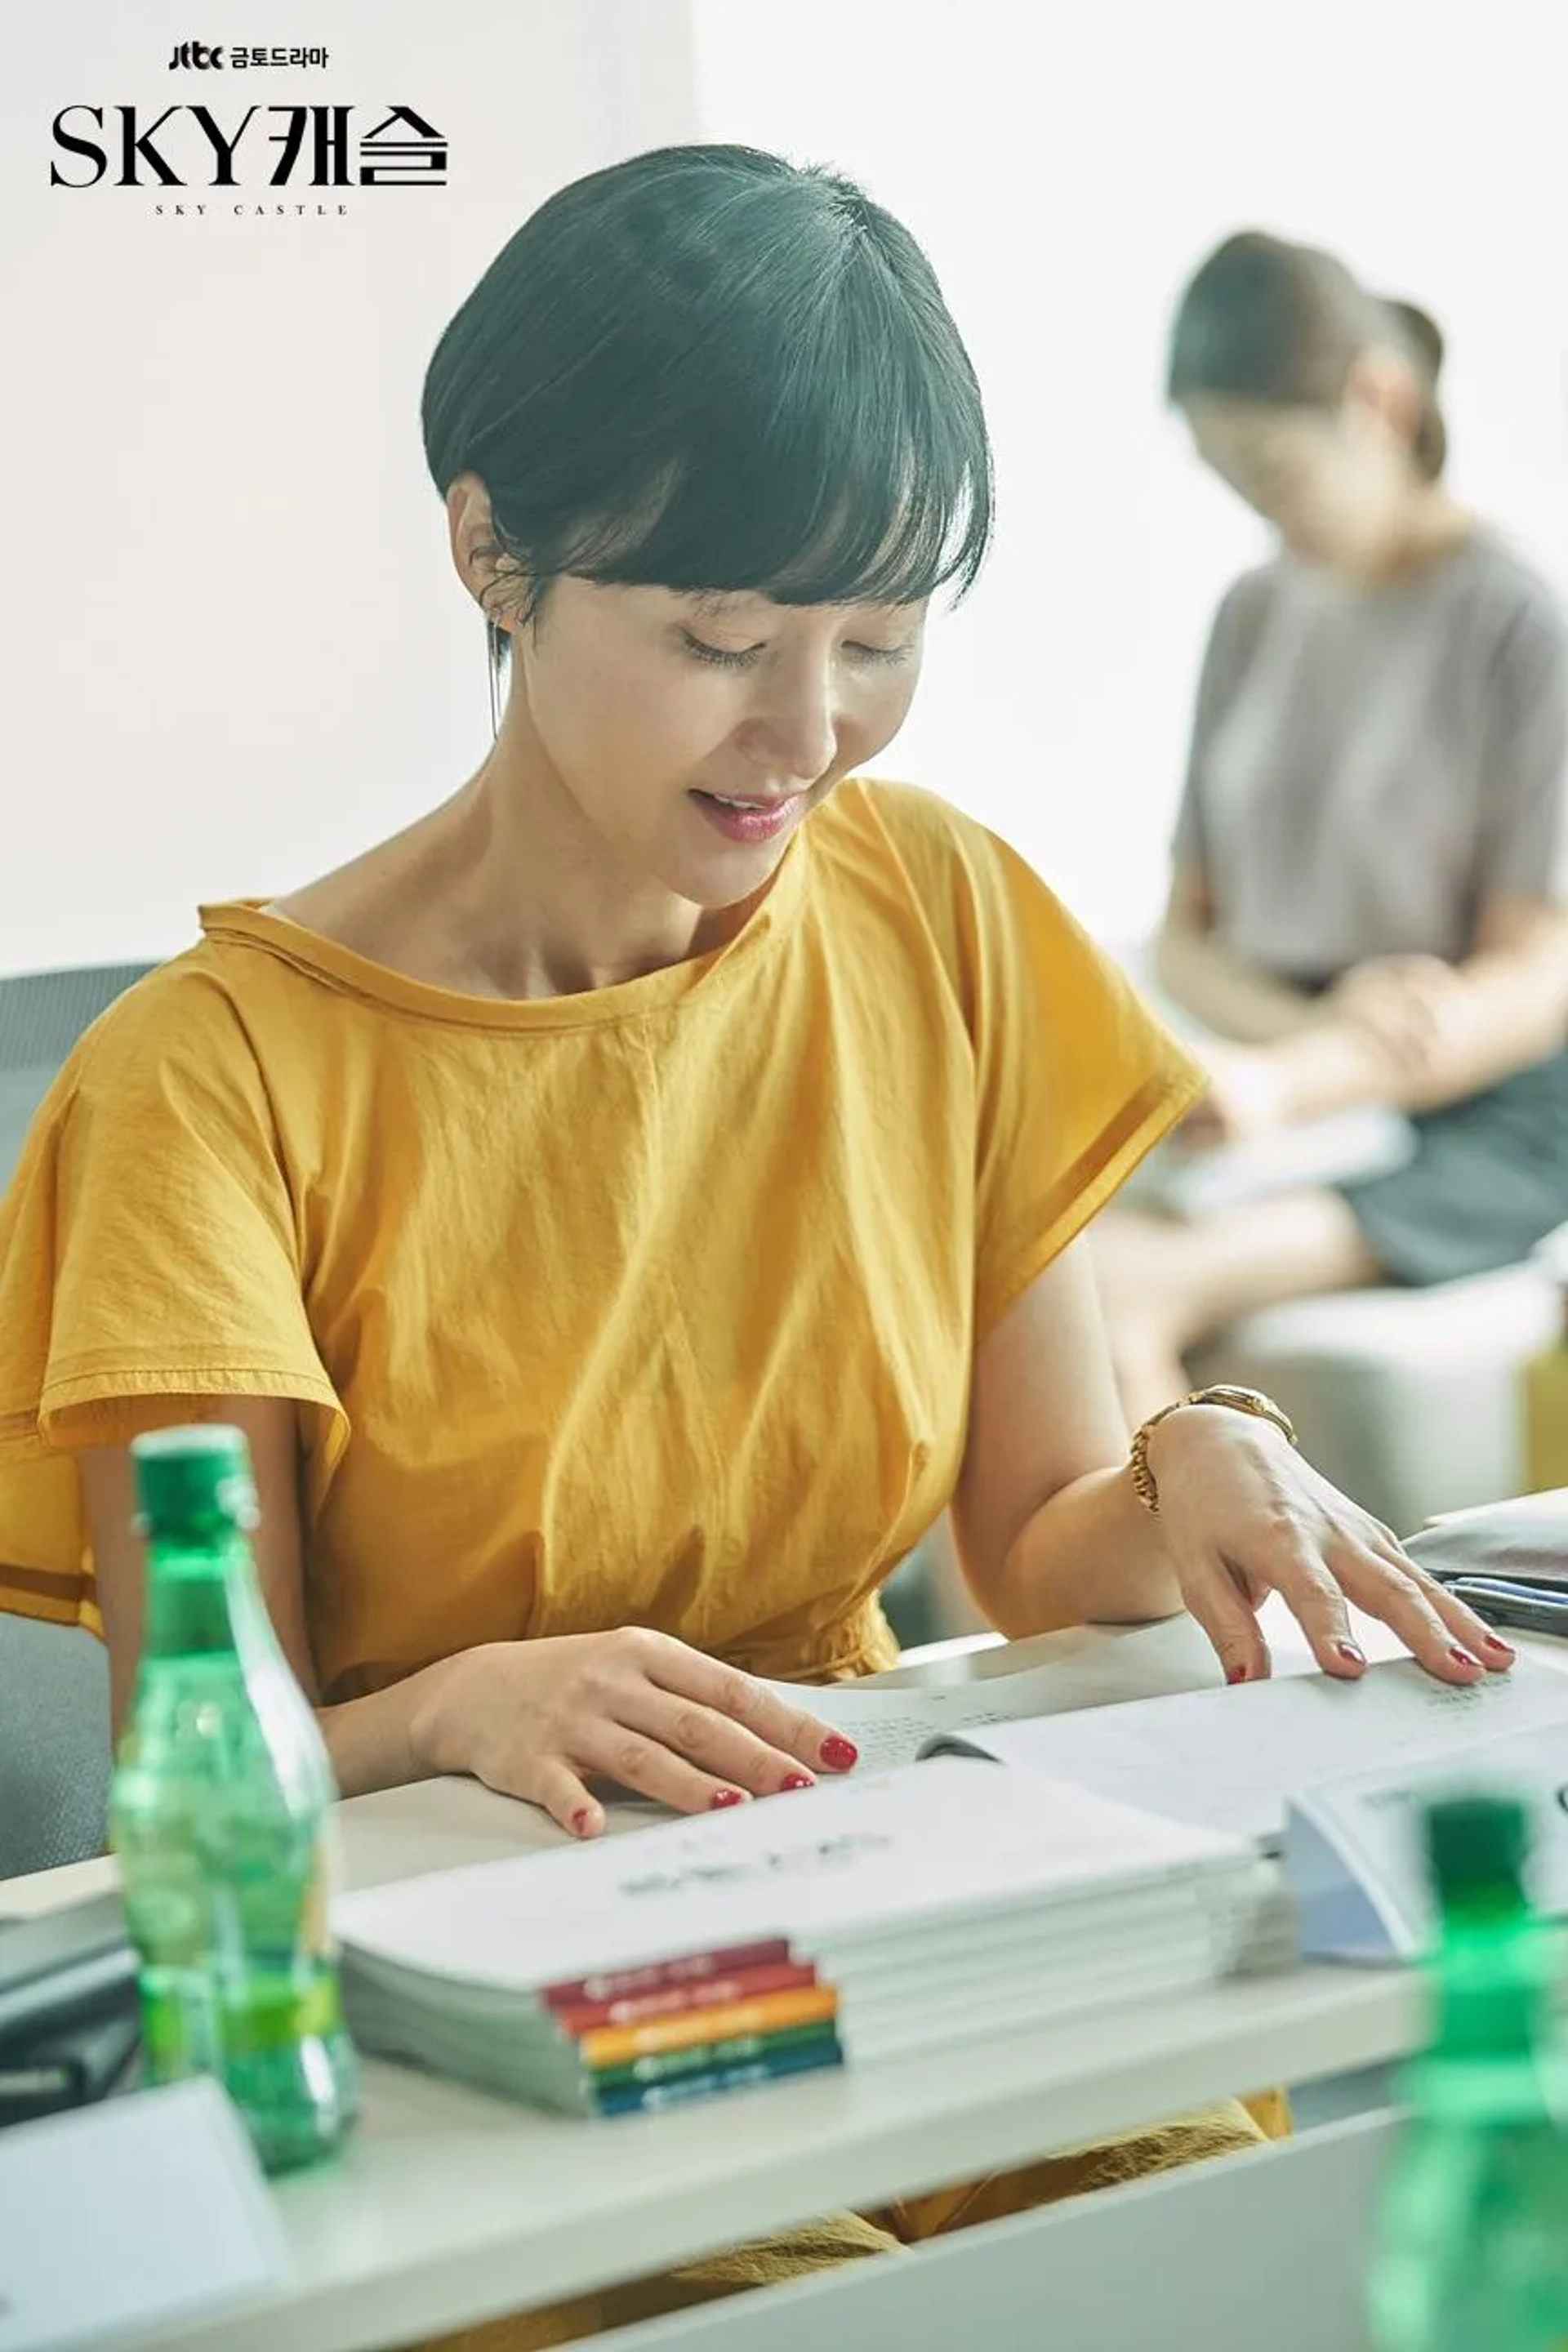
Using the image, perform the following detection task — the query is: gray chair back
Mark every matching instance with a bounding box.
[0,963,156,1193]
[0,962,157,1879]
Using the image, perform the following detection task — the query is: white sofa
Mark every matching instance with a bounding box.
[1113,940,1564,1533]
[1188,1269,1560,1534]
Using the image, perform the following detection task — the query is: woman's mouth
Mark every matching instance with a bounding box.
[688,790,807,845]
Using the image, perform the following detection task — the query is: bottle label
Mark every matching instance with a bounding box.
[219,1969,345,2056]
[138,1954,344,2065]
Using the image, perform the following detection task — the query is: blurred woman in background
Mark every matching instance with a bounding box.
[1095,230,1568,1422]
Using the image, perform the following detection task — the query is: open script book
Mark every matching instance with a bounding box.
[757,1616,1228,1776]
[773,1642,1568,1848]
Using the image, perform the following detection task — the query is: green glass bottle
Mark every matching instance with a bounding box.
[1367,1793,1568,2351]
[108,1425,358,2175]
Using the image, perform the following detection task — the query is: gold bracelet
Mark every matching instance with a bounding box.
[1129,1385,1298,1515]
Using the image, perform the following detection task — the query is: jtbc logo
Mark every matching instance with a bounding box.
[167,40,224,69]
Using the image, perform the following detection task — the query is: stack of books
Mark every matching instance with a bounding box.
[338,1755,1276,2118]
[349,1934,840,2118]
[0,1892,140,2128]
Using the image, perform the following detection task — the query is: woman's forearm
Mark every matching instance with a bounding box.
[318,1646,482,1797]
[1259,1019,1409,1122]
[979,1463,1183,1639]
[1268,957,1568,1122]
[1153,924,1319,1045]
[1437,951,1568,1093]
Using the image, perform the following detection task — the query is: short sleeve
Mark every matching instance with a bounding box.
[1171,571,1272,874]
[1475,590,1568,904]
[959,825,1206,1338]
[0,969,345,1633]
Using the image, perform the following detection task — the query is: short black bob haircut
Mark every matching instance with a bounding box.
[421,143,994,626]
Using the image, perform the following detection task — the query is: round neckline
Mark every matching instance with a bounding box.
[1281,519,1489,608]
[199,822,812,1033]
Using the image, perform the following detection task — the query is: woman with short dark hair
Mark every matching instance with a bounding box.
[0,157,1510,2346]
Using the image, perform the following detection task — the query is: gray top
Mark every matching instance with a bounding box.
[1174,529,1568,978]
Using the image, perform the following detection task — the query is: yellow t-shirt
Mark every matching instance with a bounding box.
[0,779,1201,1697]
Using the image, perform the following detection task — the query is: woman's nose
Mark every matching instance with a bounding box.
[746,673,839,786]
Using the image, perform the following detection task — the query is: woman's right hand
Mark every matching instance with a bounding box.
[411,1628,859,1837]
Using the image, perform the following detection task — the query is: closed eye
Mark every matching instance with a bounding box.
[682,633,764,671]
[845,640,918,667]
[680,633,917,672]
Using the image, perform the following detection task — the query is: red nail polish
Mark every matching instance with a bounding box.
[780,1772,815,1792]
[820,1735,858,1771]
[570,1807,595,1837]
[1482,1632,1516,1659]
[1449,1646,1481,1670]
[1226,1663,1249,1686]
[709,1787,746,1809]
[1335,1642,1367,1668]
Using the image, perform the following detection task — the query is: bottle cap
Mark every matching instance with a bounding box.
[1424,1794,1530,1899]
[131,1425,260,1538]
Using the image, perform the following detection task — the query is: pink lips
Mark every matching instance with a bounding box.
[690,790,805,845]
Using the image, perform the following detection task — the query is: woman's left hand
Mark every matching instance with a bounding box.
[1143,1404,1516,1686]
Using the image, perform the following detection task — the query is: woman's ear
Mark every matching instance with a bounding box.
[1344,347,1423,452]
[444,473,520,617]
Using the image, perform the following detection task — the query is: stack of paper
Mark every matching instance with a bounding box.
[337,1757,1271,2118]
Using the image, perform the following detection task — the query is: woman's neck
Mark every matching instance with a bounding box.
[273,707,759,1004]
[433,751,754,1000]
[1333,490,1477,590]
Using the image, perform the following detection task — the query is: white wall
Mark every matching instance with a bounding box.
[8,2,1566,973]
[0,0,701,976]
[693,0,1568,941]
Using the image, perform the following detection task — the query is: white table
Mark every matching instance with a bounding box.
[595,2106,1410,2352]
[4,1601,1556,2352]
